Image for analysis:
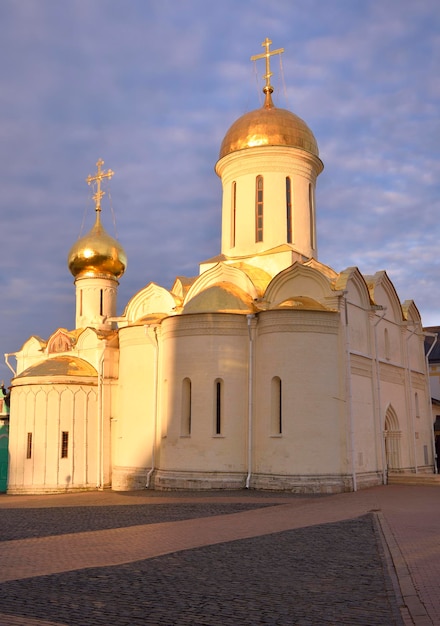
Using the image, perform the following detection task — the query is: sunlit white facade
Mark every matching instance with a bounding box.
[7,48,435,494]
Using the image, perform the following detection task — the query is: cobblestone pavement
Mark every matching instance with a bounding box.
[0,486,438,625]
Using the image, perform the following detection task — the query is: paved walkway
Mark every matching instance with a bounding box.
[0,485,438,625]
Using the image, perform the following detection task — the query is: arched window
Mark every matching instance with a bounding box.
[308,183,315,249]
[255,176,264,242]
[181,378,192,436]
[61,431,69,458]
[384,328,390,360]
[271,377,282,435]
[214,379,223,435]
[286,177,292,244]
[26,432,32,459]
[161,379,168,438]
[231,181,236,248]
[415,392,420,419]
[99,289,104,316]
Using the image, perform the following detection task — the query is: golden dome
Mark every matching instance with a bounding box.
[15,356,97,380]
[183,283,256,314]
[68,214,127,280]
[219,91,319,160]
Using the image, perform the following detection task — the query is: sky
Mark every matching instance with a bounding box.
[0,0,439,384]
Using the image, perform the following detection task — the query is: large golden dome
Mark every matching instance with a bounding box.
[219,90,319,160]
[68,215,127,280]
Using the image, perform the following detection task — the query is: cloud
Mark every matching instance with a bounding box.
[0,0,439,382]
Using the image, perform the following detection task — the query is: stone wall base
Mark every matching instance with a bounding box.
[111,466,150,491]
[250,472,354,494]
[7,483,110,495]
[154,470,246,491]
[151,470,384,493]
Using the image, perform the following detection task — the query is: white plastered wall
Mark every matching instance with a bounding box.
[8,380,98,493]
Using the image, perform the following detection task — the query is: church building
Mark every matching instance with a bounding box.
[6,40,436,494]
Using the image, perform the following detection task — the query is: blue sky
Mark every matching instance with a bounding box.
[1,0,439,383]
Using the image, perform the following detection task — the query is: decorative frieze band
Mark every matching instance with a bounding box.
[257,310,339,335]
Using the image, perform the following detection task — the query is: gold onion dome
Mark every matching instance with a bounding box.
[219,88,319,160]
[68,215,127,280]
[68,159,127,280]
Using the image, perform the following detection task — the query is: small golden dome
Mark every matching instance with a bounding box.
[68,215,127,280]
[219,91,319,160]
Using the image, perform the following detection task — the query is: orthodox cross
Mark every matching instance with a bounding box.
[86,158,114,212]
[251,37,284,92]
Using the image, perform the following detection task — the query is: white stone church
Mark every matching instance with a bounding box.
[6,41,436,494]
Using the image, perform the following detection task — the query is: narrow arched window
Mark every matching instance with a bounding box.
[181,378,192,436]
[286,177,292,244]
[231,181,236,248]
[255,175,264,242]
[26,432,32,459]
[99,289,104,316]
[214,379,223,435]
[308,183,315,250]
[271,377,282,435]
[161,379,168,438]
[61,431,69,458]
[415,392,420,419]
[384,328,390,360]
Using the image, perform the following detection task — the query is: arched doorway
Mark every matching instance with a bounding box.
[384,406,401,472]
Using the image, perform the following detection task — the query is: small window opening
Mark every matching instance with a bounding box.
[271,377,282,435]
[384,328,390,360]
[181,378,192,436]
[99,289,104,316]
[215,379,223,435]
[415,392,420,419]
[61,431,69,458]
[26,432,32,459]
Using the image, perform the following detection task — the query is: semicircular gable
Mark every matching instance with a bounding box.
[124,282,179,323]
[304,258,338,280]
[402,300,422,325]
[184,263,258,305]
[46,329,74,354]
[19,335,47,356]
[335,267,372,309]
[264,262,337,308]
[366,271,403,323]
[75,327,104,350]
[229,263,272,297]
[183,283,256,314]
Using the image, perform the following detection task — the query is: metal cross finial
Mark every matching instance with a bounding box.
[86,158,114,213]
[251,37,285,93]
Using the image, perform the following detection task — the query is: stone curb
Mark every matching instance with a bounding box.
[375,511,433,626]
